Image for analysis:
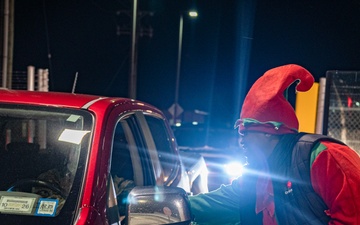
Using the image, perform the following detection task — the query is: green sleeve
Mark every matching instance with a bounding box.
[310,142,327,168]
[189,179,242,225]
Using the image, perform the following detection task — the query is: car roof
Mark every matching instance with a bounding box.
[0,89,147,110]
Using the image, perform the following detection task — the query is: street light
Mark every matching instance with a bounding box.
[173,10,198,126]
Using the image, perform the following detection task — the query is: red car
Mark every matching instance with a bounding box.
[0,89,202,225]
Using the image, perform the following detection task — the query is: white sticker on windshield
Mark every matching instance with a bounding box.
[0,196,36,214]
[58,129,90,144]
[35,198,58,217]
[67,115,81,122]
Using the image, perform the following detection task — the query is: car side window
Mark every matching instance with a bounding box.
[109,115,154,222]
[111,121,135,182]
[144,115,179,184]
[109,120,136,218]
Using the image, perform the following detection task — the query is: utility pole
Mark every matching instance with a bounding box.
[129,0,137,99]
[2,0,9,88]
[1,0,14,88]
[6,0,14,88]
[116,1,153,99]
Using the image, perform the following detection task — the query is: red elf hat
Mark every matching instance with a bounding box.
[235,64,314,134]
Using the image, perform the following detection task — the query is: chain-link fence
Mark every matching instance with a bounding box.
[325,71,360,154]
[327,108,360,153]
[10,70,27,90]
[1,66,48,91]
[0,70,27,89]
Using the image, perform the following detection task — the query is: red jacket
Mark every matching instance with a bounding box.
[311,141,360,224]
[259,140,360,225]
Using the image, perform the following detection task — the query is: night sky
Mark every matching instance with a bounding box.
[12,0,360,145]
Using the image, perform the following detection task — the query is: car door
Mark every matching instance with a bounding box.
[108,110,181,188]
[139,112,184,188]
[109,111,157,188]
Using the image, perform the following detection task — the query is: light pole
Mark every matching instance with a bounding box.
[173,11,198,126]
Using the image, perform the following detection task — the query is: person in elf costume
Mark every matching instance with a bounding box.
[189,64,360,225]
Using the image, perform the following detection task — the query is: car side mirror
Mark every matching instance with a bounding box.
[126,186,192,225]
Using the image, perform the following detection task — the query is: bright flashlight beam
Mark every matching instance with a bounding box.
[224,162,244,177]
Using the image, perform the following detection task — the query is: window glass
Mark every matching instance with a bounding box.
[110,120,136,218]
[0,104,91,224]
[144,115,178,183]
[111,122,135,182]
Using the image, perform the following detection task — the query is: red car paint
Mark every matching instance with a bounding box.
[0,89,198,225]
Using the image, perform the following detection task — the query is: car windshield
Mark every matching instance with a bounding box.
[0,104,92,224]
